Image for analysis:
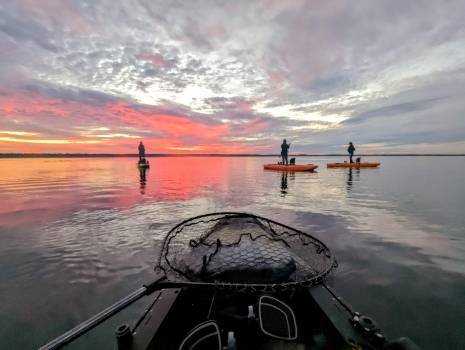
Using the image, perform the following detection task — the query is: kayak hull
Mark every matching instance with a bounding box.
[126,284,411,350]
[327,162,380,168]
[264,164,318,172]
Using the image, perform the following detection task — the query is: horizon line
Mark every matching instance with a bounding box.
[1,153,464,158]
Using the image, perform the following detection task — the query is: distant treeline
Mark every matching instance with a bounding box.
[1,153,464,158]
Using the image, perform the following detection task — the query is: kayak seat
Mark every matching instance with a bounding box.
[258,295,298,340]
[178,295,299,350]
[178,320,222,350]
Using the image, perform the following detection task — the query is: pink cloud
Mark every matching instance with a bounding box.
[16,0,94,33]
[137,53,170,67]
[0,88,269,154]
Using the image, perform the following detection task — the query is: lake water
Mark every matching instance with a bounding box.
[0,156,464,349]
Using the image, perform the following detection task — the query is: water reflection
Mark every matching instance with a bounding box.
[279,172,296,196]
[139,167,147,194]
[346,168,360,192]
[1,156,465,350]
[280,172,288,194]
[0,157,231,226]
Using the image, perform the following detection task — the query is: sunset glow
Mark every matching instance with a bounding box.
[1,1,465,154]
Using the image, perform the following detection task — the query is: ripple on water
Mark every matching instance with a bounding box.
[1,157,465,350]
[34,207,162,286]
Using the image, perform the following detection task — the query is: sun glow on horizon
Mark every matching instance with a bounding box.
[0,137,102,144]
[0,130,39,136]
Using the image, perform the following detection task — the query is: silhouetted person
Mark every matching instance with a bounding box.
[138,141,146,160]
[347,142,355,163]
[281,139,290,165]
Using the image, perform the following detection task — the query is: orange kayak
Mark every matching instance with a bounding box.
[327,162,380,168]
[264,164,318,172]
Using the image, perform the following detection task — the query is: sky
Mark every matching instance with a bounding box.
[1,0,465,154]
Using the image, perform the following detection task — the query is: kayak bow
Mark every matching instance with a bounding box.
[327,162,380,168]
[264,164,318,172]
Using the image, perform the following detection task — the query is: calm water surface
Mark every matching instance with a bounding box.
[0,156,464,349]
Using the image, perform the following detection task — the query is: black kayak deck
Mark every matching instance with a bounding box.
[123,286,389,350]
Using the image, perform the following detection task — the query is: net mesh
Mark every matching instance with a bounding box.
[155,213,337,292]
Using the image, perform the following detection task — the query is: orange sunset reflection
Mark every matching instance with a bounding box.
[0,157,230,227]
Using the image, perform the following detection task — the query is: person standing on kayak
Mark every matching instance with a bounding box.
[347,142,355,163]
[281,139,290,165]
[138,141,146,160]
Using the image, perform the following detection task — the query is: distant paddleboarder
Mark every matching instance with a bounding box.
[138,141,146,160]
[347,142,355,163]
[281,139,290,165]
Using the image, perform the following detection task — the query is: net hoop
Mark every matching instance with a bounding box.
[155,212,337,292]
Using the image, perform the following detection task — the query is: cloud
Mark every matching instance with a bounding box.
[0,83,271,153]
[346,97,447,125]
[0,0,465,153]
[0,10,59,52]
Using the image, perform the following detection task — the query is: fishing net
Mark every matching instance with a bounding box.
[155,213,337,292]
